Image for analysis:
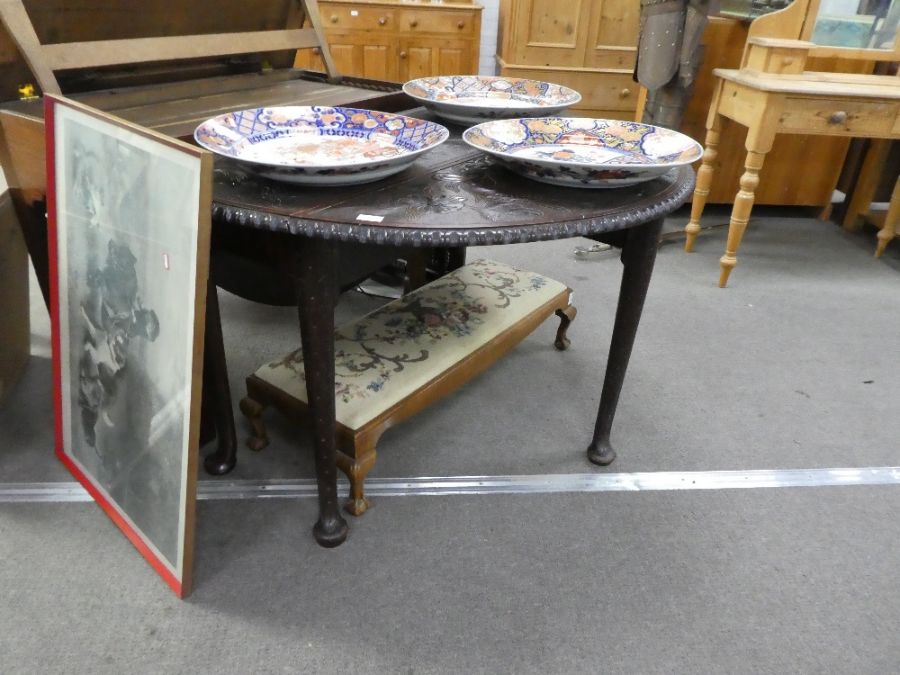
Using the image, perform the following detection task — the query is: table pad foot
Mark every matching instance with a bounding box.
[203,450,237,476]
[587,441,617,466]
[313,517,350,548]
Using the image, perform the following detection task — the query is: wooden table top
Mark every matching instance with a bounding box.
[212,114,696,247]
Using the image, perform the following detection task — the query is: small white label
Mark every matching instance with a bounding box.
[568,291,574,306]
[163,253,170,270]
[350,9,358,16]
[356,213,384,223]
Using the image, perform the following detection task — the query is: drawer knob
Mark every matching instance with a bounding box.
[378,16,387,25]
[457,20,465,29]
[829,111,848,124]
[410,19,419,27]
[312,47,320,55]
[400,51,408,59]
[620,88,632,98]
[330,14,338,23]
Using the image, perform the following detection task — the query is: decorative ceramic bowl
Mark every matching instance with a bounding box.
[194,106,449,186]
[402,76,582,125]
[462,118,702,188]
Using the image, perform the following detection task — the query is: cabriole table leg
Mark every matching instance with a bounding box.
[295,238,349,548]
[587,218,663,466]
[202,280,238,475]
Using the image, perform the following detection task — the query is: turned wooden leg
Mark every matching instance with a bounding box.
[336,443,378,517]
[554,304,577,351]
[875,176,900,258]
[587,218,662,466]
[719,149,768,288]
[685,117,721,252]
[239,395,270,451]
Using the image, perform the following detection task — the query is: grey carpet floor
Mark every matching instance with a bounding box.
[3,487,900,674]
[2,211,899,673]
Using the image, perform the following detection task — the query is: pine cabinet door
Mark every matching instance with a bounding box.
[296,33,397,81]
[399,37,474,80]
[584,0,640,70]
[507,0,592,67]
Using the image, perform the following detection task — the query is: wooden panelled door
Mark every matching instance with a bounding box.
[297,33,396,81]
[399,37,468,80]
[585,0,639,70]
[511,0,591,67]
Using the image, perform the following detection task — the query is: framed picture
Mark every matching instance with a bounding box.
[45,95,212,598]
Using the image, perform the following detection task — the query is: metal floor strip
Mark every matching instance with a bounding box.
[3,467,900,503]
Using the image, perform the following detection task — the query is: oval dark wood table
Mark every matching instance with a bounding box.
[211,122,695,547]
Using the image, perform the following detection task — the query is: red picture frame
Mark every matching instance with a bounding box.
[46,95,212,598]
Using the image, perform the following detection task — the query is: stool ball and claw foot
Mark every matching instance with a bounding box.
[239,396,270,451]
[554,305,577,351]
[336,444,378,517]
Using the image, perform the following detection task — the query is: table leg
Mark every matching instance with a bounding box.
[684,114,722,252]
[295,238,349,548]
[875,176,900,258]
[587,218,663,466]
[843,140,889,232]
[719,149,768,288]
[201,280,238,475]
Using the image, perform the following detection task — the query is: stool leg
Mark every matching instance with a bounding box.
[719,149,768,288]
[554,304,577,351]
[685,115,722,252]
[239,395,270,451]
[875,176,900,258]
[336,440,378,517]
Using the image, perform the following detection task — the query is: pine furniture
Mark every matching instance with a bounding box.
[684,0,900,286]
[293,0,483,82]
[495,0,641,120]
[677,13,876,206]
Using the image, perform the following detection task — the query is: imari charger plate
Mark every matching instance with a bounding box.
[194,106,449,186]
[402,76,581,126]
[462,118,702,188]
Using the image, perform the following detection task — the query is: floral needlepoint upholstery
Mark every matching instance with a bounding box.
[254,259,570,430]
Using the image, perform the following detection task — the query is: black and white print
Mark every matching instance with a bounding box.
[55,106,202,574]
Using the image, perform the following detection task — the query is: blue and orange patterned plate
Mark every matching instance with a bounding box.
[402,76,581,125]
[194,106,449,185]
[462,118,702,188]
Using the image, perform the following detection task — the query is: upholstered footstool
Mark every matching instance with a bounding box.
[239,258,576,515]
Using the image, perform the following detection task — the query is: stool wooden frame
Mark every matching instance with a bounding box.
[241,281,576,517]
